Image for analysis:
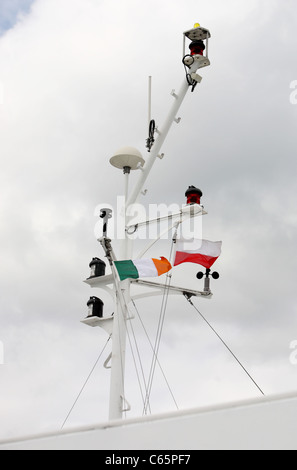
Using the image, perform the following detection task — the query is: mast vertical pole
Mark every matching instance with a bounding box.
[108,168,131,421]
[108,288,129,421]
[125,173,129,201]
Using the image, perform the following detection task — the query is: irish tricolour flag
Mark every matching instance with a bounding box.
[174,238,222,269]
[114,257,172,281]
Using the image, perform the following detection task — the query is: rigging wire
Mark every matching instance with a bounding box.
[126,308,152,414]
[143,238,177,415]
[107,248,152,417]
[184,295,265,397]
[114,291,129,419]
[107,251,140,419]
[132,299,179,412]
[61,335,112,430]
[113,277,151,415]
[142,276,172,415]
[142,279,174,415]
[125,324,146,411]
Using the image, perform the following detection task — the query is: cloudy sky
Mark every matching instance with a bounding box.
[0,0,297,441]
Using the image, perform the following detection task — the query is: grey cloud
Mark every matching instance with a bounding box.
[1,0,297,440]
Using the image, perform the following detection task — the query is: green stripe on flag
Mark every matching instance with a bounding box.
[114,260,139,281]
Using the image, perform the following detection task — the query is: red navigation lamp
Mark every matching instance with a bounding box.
[183,24,211,70]
[185,185,203,205]
[189,39,205,56]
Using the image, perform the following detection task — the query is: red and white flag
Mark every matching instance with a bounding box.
[174,238,222,269]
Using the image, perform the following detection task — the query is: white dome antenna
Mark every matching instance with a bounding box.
[110,146,145,174]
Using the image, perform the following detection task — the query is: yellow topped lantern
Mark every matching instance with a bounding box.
[183,23,211,69]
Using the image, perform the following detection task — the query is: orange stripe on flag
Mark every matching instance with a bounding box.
[152,257,172,276]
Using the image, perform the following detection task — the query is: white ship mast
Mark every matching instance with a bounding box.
[3,23,297,453]
[82,24,212,421]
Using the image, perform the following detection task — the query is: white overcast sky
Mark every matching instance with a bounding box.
[1,0,297,441]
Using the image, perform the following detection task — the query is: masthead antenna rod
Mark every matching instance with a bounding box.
[148,76,152,128]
